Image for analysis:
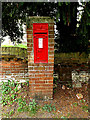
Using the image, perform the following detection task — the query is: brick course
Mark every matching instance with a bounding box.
[0,60,29,82]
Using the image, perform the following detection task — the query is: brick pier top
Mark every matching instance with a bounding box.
[27,16,54,28]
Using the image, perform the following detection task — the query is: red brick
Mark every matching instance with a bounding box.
[35,89,53,92]
[46,74,53,77]
[27,34,33,39]
[48,59,54,63]
[27,39,33,43]
[48,63,54,66]
[27,30,33,34]
[46,80,53,83]
[4,63,10,66]
[49,56,54,59]
[49,34,54,38]
[29,81,33,84]
[44,71,53,73]
[35,73,45,77]
[27,44,33,48]
[46,77,53,80]
[28,59,34,63]
[29,78,37,80]
[48,26,54,30]
[49,38,54,42]
[34,66,45,71]
[28,66,33,70]
[49,51,54,54]
[35,86,53,90]
[27,25,33,30]
[38,77,46,80]
[49,23,54,26]
[35,84,53,87]
[27,52,32,56]
[48,43,54,47]
[27,47,33,51]
[35,80,45,84]
[28,71,36,74]
[49,31,54,34]
[48,47,54,51]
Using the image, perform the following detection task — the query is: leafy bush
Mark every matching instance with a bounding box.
[42,104,56,112]
[53,78,58,85]
[29,99,38,114]
[0,80,28,116]
[1,80,17,106]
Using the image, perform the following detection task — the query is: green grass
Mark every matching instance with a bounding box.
[16,44,27,49]
[1,44,27,49]
[1,45,15,47]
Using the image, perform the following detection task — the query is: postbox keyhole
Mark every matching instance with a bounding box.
[38,50,40,52]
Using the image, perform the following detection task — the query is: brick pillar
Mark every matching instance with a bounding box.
[27,17,54,100]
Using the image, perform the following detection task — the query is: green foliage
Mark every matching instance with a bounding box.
[2,2,56,42]
[1,80,24,107]
[81,105,88,112]
[73,102,78,107]
[53,78,58,85]
[2,2,89,53]
[76,2,90,53]
[42,104,56,112]
[1,44,27,49]
[2,109,15,117]
[26,81,29,87]
[67,112,71,118]
[17,97,26,112]
[61,116,67,119]
[1,80,40,117]
[67,81,72,88]
[80,99,86,103]
[16,44,27,49]
[9,109,15,115]
[29,99,38,114]
[53,89,56,94]
[2,2,24,42]
[1,80,17,106]
[14,86,18,93]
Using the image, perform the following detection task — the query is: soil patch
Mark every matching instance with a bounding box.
[1,83,89,119]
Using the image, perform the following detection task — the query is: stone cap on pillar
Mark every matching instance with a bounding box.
[26,16,54,28]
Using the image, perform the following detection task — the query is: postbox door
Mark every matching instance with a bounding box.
[34,35,48,63]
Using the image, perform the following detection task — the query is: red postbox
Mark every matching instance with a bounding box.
[33,23,48,63]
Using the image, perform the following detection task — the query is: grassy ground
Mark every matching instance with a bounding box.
[1,44,27,49]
